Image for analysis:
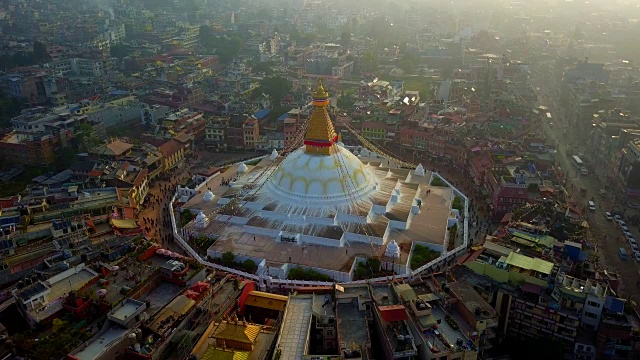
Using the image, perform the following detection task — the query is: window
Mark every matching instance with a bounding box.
[584,311,597,319]
[587,301,601,308]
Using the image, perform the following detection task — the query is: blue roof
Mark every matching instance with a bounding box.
[277,113,288,121]
[605,296,625,313]
[254,109,271,119]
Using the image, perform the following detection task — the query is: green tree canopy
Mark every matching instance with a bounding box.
[362,51,379,73]
[199,25,245,63]
[255,76,292,104]
[33,41,51,63]
[251,61,275,75]
[110,44,133,59]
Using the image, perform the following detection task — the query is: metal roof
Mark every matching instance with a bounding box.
[505,252,553,275]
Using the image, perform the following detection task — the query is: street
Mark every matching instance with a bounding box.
[542,98,640,301]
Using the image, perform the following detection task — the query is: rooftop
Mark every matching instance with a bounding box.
[191,320,276,360]
[337,302,370,357]
[274,294,313,360]
[72,326,129,360]
[448,281,497,321]
[108,298,146,324]
[15,264,99,322]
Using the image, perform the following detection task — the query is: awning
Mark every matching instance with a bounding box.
[110,218,138,229]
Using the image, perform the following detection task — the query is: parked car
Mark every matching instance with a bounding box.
[615,215,624,223]
[605,212,613,220]
[635,251,640,262]
[629,239,638,247]
[631,243,639,252]
[628,203,640,209]
[621,225,630,233]
[619,221,628,229]
[625,232,635,241]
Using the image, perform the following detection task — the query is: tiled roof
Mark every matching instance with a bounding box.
[245,291,287,311]
[212,322,261,344]
[497,187,528,199]
[132,169,148,187]
[103,140,134,156]
[201,347,249,360]
[175,132,193,143]
[159,139,184,157]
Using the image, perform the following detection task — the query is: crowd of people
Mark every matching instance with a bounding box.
[138,167,190,251]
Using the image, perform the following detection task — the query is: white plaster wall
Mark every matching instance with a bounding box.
[389,219,409,230]
[243,225,280,237]
[343,232,384,245]
[214,214,249,225]
[299,234,341,247]
[304,216,335,226]
[371,204,387,214]
[260,210,289,221]
[241,201,265,210]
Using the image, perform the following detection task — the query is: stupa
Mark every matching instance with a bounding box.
[183,79,464,280]
[265,79,376,207]
[203,190,215,202]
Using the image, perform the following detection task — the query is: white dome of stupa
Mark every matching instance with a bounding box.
[238,163,248,173]
[203,190,215,202]
[194,211,209,229]
[384,239,401,259]
[266,145,376,207]
[270,149,279,160]
[415,164,425,177]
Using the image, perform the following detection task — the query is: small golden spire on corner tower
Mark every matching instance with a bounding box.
[304,78,337,155]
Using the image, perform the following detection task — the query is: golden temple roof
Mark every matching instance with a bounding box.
[304,78,337,155]
[212,321,261,344]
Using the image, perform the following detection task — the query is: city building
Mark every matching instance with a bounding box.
[243,117,259,150]
[13,264,100,328]
[615,139,640,202]
[180,80,468,281]
[204,116,229,151]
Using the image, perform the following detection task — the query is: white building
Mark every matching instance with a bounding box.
[48,58,106,77]
[332,62,354,78]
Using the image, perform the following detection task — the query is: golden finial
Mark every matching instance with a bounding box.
[312,78,329,100]
[305,78,337,155]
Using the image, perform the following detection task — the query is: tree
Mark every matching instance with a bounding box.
[256,77,292,104]
[362,51,379,73]
[251,61,275,75]
[242,259,257,273]
[398,53,420,74]
[0,94,23,128]
[337,94,353,110]
[221,251,235,267]
[33,41,51,63]
[75,123,101,151]
[340,31,352,48]
[110,44,132,59]
[199,26,245,63]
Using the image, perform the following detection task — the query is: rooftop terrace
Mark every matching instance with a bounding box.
[275,294,313,360]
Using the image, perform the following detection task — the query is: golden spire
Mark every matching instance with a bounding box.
[304,78,337,155]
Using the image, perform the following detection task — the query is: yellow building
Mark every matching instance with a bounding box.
[189,320,276,360]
